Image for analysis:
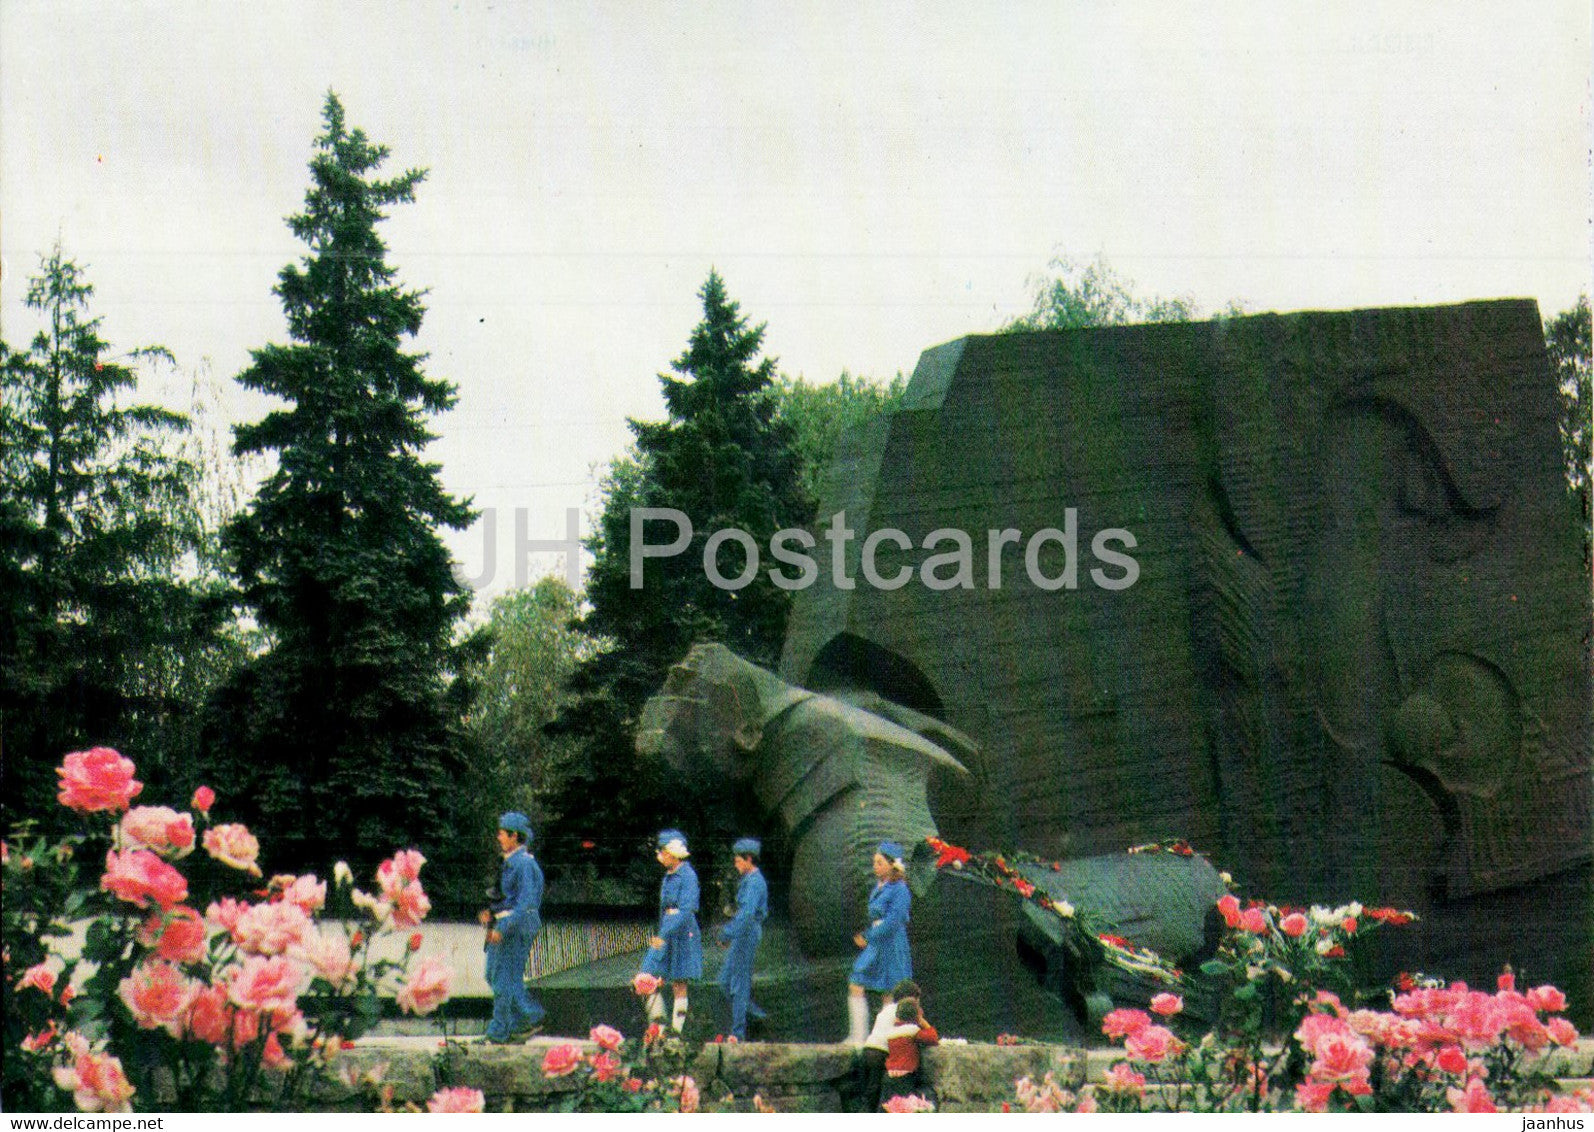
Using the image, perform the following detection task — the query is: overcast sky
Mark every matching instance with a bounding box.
[3,1,1589,603]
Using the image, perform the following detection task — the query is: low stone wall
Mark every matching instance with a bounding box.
[319,1037,1594,1113]
[321,1036,1081,1112]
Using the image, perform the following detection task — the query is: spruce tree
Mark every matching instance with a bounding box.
[0,248,204,826]
[552,271,812,877]
[208,93,480,885]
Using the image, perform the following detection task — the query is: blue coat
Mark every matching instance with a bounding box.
[717,868,768,991]
[850,878,912,991]
[491,847,544,943]
[642,861,704,981]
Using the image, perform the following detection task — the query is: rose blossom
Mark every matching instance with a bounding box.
[140,905,208,964]
[17,962,58,994]
[1280,912,1309,938]
[1101,1007,1151,1039]
[101,848,188,910]
[1448,1077,1497,1113]
[1294,1081,1334,1113]
[232,900,313,956]
[52,1045,136,1113]
[206,896,250,934]
[675,1075,700,1114]
[541,1042,583,1077]
[378,848,426,886]
[591,1050,622,1083]
[190,785,215,814]
[262,1031,292,1071]
[1435,1045,1469,1075]
[118,806,195,858]
[118,960,199,1038]
[1527,985,1568,1013]
[226,955,306,1015]
[22,1023,59,1053]
[1216,893,1242,928]
[203,823,262,876]
[1150,992,1183,1017]
[186,984,233,1045]
[396,956,452,1016]
[1124,1023,1179,1064]
[633,971,663,996]
[428,1087,485,1113]
[1239,906,1269,934]
[57,748,142,813]
[389,878,431,928]
[271,873,327,914]
[1308,1033,1374,1089]
[590,1023,624,1051]
[881,1094,931,1113]
[1102,1062,1147,1093]
[1548,1017,1580,1046]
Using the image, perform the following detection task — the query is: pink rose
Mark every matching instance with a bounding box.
[1239,906,1269,934]
[1497,970,1517,993]
[1435,1045,1469,1075]
[52,1046,136,1113]
[1102,1062,1147,1094]
[57,748,142,813]
[375,851,430,927]
[1296,1012,1351,1057]
[1448,1077,1497,1113]
[1548,1017,1580,1046]
[140,905,208,964]
[1280,912,1309,938]
[633,971,663,997]
[541,1042,583,1078]
[377,849,426,890]
[17,962,58,995]
[118,806,195,858]
[1216,893,1242,928]
[675,1075,700,1114]
[186,984,233,1045]
[591,1050,622,1082]
[1150,992,1183,1017]
[262,1031,291,1071]
[191,785,216,814]
[271,873,327,914]
[101,848,188,910]
[231,1007,262,1050]
[289,929,355,991]
[1124,1023,1178,1064]
[232,900,313,956]
[390,878,431,928]
[226,955,306,1015]
[881,1093,932,1113]
[1526,985,1568,1014]
[396,956,452,1016]
[1341,917,1358,934]
[590,1023,624,1051]
[1308,1033,1374,1087]
[1294,1080,1334,1113]
[1101,1007,1151,1040]
[22,1024,58,1053]
[203,823,262,876]
[427,1087,485,1113]
[118,960,199,1038]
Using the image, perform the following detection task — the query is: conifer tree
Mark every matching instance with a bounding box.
[208,94,480,882]
[551,272,812,873]
[0,248,204,825]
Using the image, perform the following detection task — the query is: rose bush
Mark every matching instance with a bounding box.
[998,843,1592,1114]
[2,748,454,1112]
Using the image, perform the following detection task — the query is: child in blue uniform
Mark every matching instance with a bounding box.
[640,829,703,1033]
[846,840,913,1045]
[477,812,546,1043]
[717,836,769,1041]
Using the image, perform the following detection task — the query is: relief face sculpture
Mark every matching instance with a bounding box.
[643,300,1592,1021]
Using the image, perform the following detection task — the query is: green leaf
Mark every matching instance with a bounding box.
[1199,959,1229,977]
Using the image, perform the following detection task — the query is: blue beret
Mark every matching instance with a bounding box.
[732,837,762,856]
[499,812,534,840]
[878,841,906,862]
